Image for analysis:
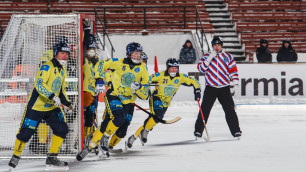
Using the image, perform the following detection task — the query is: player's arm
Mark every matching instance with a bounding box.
[59,70,71,107]
[135,65,151,100]
[34,64,54,100]
[181,73,201,100]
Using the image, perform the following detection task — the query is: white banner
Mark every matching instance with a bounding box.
[147,63,306,104]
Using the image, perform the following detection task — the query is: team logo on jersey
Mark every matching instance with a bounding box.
[40,65,50,72]
[174,79,179,84]
[51,77,62,94]
[122,66,126,71]
[134,67,140,73]
[224,56,229,63]
[163,85,176,97]
[121,72,136,87]
[61,70,64,77]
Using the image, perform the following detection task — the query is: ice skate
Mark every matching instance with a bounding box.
[126,135,137,149]
[45,153,69,171]
[139,129,149,146]
[76,146,92,161]
[8,155,20,171]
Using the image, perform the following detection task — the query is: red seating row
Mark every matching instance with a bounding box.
[228,1,306,12]
[232,12,306,22]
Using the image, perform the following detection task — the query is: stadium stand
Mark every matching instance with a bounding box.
[224,0,306,59]
[0,1,212,34]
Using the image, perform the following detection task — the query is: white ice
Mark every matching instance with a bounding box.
[1,101,306,172]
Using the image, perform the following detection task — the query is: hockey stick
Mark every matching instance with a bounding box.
[131,103,181,124]
[196,98,210,142]
[136,83,179,88]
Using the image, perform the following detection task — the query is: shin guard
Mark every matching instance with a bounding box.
[13,139,26,157]
[109,134,122,149]
[49,135,64,154]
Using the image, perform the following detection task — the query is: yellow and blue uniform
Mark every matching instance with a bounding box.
[88,57,150,149]
[134,70,201,138]
[13,58,71,157]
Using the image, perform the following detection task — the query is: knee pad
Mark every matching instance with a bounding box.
[52,123,69,139]
[17,128,36,142]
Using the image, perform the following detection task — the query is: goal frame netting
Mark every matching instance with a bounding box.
[0,14,94,158]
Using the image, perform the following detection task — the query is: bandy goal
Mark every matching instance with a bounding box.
[0,14,92,158]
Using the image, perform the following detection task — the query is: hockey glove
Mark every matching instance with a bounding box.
[66,104,74,115]
[231,85,240,96]
[52,96,61,107]
[131,82,141,93]
[194,88,201,101]
[207,51,217,62]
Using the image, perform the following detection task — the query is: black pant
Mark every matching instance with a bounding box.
[194,85,241,137]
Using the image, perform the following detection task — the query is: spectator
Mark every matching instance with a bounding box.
[178,40,197,64]
[277,39,298,62]
[256,39,272,63]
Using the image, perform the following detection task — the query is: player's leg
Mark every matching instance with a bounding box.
[9,108,44,168]
[45,108,69,167]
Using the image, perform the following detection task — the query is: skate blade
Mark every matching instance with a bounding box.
[98,146,109,157]
[9,167,15,172]
[138,136,145,146]
[45,165,69,171]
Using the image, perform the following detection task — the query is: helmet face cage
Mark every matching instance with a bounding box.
[211,37,223,47]
[126,42,143,56]
[53,42,71,57]
[166,58,179,69]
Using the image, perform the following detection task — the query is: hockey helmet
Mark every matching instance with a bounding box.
[87,34,96,49]
[126,42,143,56]
[53,42,71,57]
[141,52,148,62]
[166,58,179,69]
[211,37,223,47]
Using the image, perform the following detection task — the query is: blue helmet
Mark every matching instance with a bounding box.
[53,42,70,57]
[166,58,179,69]
[141,52,148,61]
[87,34,96,49]
[126,42,143,56]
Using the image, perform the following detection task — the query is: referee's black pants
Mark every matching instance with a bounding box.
[194,85,241,137]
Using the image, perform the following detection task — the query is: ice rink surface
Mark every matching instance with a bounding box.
[1,101,306,172]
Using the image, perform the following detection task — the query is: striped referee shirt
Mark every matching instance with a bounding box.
[197,50,239,87]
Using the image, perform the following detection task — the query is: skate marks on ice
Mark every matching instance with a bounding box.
[149,137,239,147]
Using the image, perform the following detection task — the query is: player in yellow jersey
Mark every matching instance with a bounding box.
[8,42,73,170]
[107,52,149,151]
[76,43,150,161]
[83,30,101,140]
[29,35,69,154]
[126,58,202,148]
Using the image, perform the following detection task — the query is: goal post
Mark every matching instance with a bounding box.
[0,14,91,158]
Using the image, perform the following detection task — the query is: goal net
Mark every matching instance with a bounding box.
[0,14,85,158]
